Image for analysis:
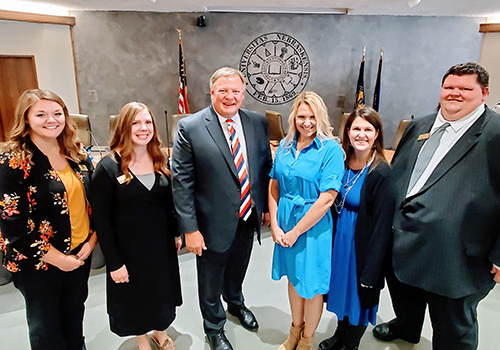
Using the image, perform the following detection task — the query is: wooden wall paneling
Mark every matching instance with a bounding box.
[0,55,38,141]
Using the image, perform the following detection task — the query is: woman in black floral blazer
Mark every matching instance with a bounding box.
[0,89,96,350]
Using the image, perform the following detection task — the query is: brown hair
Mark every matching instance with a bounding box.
[110,102,169,183]
[442,62,489,89]
[341,106,386,169]
[1,89,86,163]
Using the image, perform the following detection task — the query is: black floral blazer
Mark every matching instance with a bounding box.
[0,138,93,272]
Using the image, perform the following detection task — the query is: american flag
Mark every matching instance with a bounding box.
[177,29,189,114]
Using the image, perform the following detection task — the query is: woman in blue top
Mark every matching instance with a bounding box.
[269,92,344,350]
[319,107,395,350]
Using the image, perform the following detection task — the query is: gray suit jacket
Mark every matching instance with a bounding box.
[391,107,500,298]
[171,106,272,253]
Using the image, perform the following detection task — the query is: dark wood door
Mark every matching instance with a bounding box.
[0,55,38,141]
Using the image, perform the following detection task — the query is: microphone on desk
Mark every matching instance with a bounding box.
[88,129,105,161]
[164,110,172,158]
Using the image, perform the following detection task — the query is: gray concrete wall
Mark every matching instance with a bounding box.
[71,11,483,147]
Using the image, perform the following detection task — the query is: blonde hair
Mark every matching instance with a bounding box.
[1,89,86,163]
[283,91,333,148]
[110,102,169,183]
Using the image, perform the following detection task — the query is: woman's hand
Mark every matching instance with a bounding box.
[175,236,182,253]
[282,229,300,247]
[271,224,286,247]
[57,255,85,272]
[41,246,84,272]
[75,234,97,261]
[110,265,129,283]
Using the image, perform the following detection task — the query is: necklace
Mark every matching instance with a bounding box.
[344,167,363,188]
[334,153,375,214]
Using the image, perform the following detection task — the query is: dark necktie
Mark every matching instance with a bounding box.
[407,122,451,192]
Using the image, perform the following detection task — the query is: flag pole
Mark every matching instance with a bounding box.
[373,48,384,112]
[176,28,190,114]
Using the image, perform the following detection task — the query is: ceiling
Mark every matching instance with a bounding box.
[6,0,500,18]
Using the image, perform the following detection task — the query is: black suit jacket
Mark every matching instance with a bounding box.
[391,107,500,298]
[171,106,272,253]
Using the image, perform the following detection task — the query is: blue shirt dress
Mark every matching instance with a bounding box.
[271,136,344,299]
[326,167,378,326]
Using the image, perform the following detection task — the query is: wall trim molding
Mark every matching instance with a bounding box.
[480,23,500,33]
[0,10,75,26]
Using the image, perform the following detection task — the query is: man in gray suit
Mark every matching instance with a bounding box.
[373,62,500,349]
[172,67,272,350]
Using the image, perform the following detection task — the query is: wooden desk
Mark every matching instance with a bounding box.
[383,149,395,163]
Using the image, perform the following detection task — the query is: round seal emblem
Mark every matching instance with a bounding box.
[239,32,310,105]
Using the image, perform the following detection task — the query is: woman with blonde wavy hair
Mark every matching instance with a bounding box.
[0,89,96,350]
[92,102,182,350]
[269,91,344,350]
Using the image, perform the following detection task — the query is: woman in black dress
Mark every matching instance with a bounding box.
[92,102,182,350]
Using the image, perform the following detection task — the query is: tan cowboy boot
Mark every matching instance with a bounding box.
[278,323,304,350]
[296,332,314,350]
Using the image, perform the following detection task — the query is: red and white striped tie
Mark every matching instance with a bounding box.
[227,119,252,221]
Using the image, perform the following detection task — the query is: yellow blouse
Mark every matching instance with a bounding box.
[57,163,90,250]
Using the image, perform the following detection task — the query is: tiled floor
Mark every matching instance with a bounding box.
[1,231,499,350]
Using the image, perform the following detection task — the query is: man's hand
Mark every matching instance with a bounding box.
[185,230,207,256]
[175,236,183,253]
[261,212,270,228]
[491,265,500,283]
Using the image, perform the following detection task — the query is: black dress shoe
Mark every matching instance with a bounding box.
[338,346,358,350]
[373,321,399,341]
[318,333,343,350]
[227,304,259,331]
[372,320,419,344]
[207,331,234,350]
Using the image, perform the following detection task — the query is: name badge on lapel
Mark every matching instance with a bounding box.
[117,174,132,184]
[78,164,88,171]
[417,133,430,141]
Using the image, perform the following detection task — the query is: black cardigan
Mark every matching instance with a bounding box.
[0,138,93,272]
[333,161,396,291]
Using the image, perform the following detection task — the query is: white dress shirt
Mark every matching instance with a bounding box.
[407,104,485,197]
[216,111,250,168]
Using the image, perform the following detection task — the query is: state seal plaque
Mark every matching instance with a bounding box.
[239,32,310,105]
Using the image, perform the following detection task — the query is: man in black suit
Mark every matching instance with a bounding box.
[172,67,272,350]
[373,62,500,349]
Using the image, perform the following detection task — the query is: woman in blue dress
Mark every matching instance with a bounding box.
[269,92,344,350]
[319,107,396,350]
